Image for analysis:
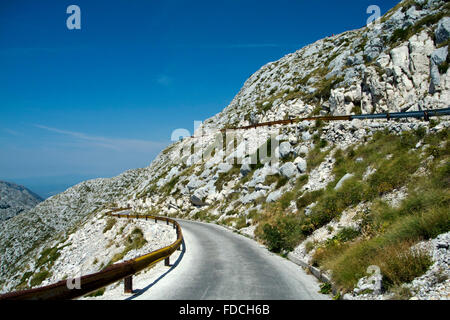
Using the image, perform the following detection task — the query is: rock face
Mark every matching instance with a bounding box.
[435,17,450,45]
[0,181,42,222]
[353,268,384,295]
[1,0,449,296]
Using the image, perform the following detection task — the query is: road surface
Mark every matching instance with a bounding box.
[131,219,329,300]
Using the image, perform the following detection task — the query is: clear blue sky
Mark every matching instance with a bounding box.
[0,0,399,197]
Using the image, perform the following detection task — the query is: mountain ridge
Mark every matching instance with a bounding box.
[0,180,43,222]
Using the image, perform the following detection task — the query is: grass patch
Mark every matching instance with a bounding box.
[192,209,214,222]
[389,5,450,46]
[311,131,449,292]
[306,145,331,171]
[85,288,106,297]
[215,165,241,192]
[255,127,449,289]
[103,218,117,233]
[109,228,147,264]
[30,270,51,287]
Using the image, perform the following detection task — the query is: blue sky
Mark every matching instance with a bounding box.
[0,0,399,197]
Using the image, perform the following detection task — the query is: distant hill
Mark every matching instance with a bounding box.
[0,181,43,221]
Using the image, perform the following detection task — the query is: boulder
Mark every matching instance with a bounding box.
[217,163,233,174]
[191,189,207,206]
[240,163,252,177]
[390,45,410,74]
[431,46,448,66]
[266,190,282,203]
[295,157,308,173]
[297,145,309,156]
[241,190,266,204]
[353,270,383,295]
[186,176,204,192]
[279,162,297,179]
[364,37,384,62]
[166,166,179,180]
[429,47,448,93]
[435,17,450,45]
[301,131,312,141]
[279,141,293,159]
[430,63,441,93]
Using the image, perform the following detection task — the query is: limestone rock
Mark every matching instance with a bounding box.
[435,17,450,45]
[279,162,297,179]
[279,141,293,159]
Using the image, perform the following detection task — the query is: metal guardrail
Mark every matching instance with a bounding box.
[185,108,449,139]
[219,107,450,132]
[0,208,183,300]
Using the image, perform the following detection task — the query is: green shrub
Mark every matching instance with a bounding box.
[319,283,332,294]
[261,224,284,253]
[296,189,324,210]
[335,227,360,242]
[260,214,304,253]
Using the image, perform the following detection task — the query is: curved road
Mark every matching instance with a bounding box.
[132,219,329,300]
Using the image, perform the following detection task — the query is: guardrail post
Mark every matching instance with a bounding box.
[165,257,170,266]
[166,220,169,225]
[124,276,133,294]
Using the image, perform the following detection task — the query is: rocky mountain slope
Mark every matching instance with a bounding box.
[0,181,42,222]
[1,0,449,299]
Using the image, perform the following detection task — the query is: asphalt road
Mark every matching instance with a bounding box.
[132,219,329,300]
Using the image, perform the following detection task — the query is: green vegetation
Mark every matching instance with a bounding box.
[215,165,241,192]
[311,129,449,292]
[192,209,215,222]
[109,228,147,264]
[162,176,180,195]
[35,243,70,270]
[257,209,304,253]
[389,4,450,46]
[319,283,333,294]
[85,288,105,297]
[253,127,449,293]
[306,144,331,171]
[310,76,344,102]
[30,270,51,287]
[103,218,117,233]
